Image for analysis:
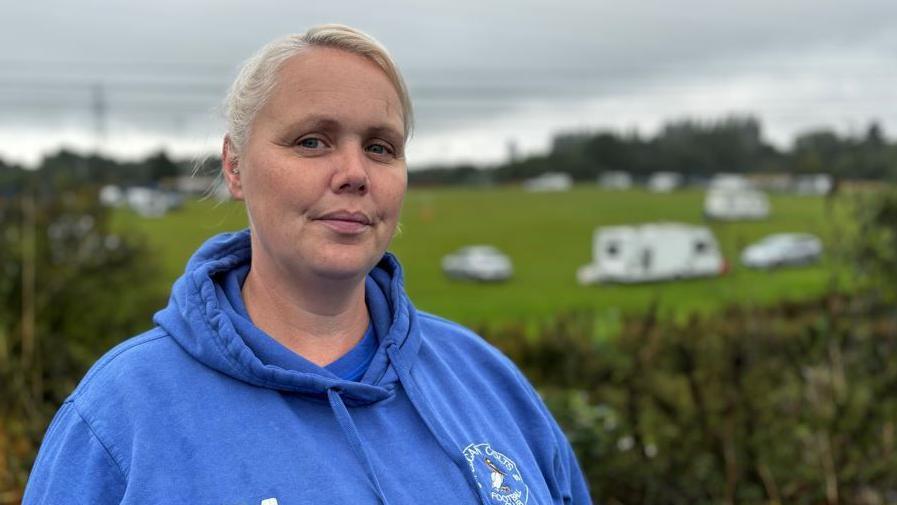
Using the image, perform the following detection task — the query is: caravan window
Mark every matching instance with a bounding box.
[606,241,620,256]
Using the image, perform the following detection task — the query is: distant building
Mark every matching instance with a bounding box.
[523,172,573,192]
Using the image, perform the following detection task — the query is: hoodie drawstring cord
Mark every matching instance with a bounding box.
[385,344,492,505]
[327,388,393,505]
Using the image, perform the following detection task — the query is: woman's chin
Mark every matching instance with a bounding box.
[305,253,381,282]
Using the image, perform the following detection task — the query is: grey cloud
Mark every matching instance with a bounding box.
[1,0,895,163]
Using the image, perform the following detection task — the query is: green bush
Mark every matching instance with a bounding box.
[849,189,897,301]
[486,295,897,505]
[0,182,164,501]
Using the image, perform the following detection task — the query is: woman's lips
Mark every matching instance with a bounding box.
[315,211,372,234]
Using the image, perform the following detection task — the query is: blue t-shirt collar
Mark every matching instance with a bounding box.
[215,263,380,382]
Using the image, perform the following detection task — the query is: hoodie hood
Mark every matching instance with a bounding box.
[153,229,422,406]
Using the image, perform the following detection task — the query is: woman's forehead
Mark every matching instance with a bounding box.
[263,48,404,128]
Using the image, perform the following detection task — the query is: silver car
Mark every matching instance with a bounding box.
[441,245,513,282]
[741,233,823,269]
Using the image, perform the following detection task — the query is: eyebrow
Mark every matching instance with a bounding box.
[366,125,405,145]
[284,115,341,134]
[280,115,404,145]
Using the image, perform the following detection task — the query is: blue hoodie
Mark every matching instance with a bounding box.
[24,230,590,505]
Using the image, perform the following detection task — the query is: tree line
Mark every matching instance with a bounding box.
[409,116,897,186]
[0,150,197,195]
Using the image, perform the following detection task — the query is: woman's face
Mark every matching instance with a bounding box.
[224,47,407,282]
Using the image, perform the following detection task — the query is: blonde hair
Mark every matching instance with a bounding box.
[224,24,414,153]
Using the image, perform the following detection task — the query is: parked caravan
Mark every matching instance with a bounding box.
[794,174,833,196]
[599,171,633,190]
[703,174,770,220]
[708,174,751,190]
[647,172,683,193]
[125,187,184,218]
[577,223,726,284]
[523,172,573,192]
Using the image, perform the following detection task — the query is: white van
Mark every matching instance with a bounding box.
[577,223,726,284]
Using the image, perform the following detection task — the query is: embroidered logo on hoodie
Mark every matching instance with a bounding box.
[463,443,529,505]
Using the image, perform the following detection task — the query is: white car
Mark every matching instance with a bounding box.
[741,233,823,269]
[441,246,513,281]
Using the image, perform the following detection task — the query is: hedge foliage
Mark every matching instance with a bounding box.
[487,294,897,504]
[0,184,163,502]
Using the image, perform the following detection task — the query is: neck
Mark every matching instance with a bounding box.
[241,259,369,368]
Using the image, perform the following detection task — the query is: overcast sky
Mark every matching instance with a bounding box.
[2,0,895,167]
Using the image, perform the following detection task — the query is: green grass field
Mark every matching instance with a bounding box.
[112,186,849,326]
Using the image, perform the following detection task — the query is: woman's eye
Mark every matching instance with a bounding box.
[367,143,395,157]
[298,137,323,149]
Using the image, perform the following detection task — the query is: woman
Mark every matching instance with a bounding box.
[24,25,590,504]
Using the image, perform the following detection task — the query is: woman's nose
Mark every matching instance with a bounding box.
[332,147,369,194]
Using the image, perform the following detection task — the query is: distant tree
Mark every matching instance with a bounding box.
[39,149,128,187]
[35,149,202,189]
[496,154,557,182]
[583,132,636,174]
[409,164,489,186]
[144,150,181,182]
[552,131,593,157]
[793,130,845,175]
[0,162,23,197]
[865,122,885,147]
[652,116,770,175]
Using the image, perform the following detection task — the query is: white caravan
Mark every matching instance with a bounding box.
[704,174,770,220]
[523,172,573,192]
[794,174,833,196]
[577,223,726,284]
[598,171,633,190]
[646,172,684,192]
[125,187,183,218]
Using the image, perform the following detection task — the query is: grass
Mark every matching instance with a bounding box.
[111,186,849,327]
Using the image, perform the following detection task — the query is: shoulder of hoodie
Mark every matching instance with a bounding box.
[415,311,567,441]
[417,310,504,357]
[67,326,191,411]
[416,310,533,387]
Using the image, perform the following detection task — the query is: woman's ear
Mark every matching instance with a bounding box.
[222,135,244,200]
